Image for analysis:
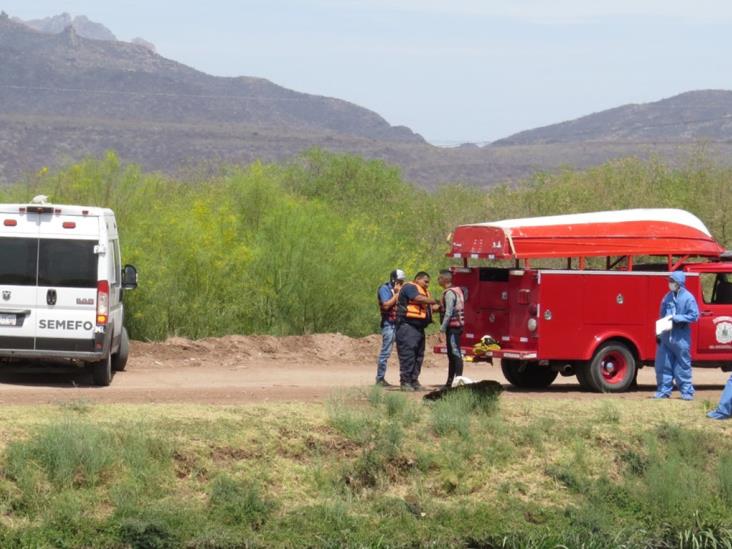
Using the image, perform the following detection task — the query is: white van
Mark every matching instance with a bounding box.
[0,196,137,386]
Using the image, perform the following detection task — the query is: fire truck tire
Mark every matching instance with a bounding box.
[501,359,558,388]
[588,342,637,393]
[575,364,594,391]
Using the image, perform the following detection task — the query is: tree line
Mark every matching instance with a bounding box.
[2,149,729,340]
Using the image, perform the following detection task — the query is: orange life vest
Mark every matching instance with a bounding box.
[397,282,432,324]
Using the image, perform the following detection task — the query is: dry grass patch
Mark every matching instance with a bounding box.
[0,396,725,546]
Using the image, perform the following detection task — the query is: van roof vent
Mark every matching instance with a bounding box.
[30,195,50,205]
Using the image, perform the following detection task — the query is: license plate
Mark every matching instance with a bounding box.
[0,314,17,327]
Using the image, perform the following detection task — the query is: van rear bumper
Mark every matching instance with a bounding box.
[0,349,107,362]
[0,327,111,362]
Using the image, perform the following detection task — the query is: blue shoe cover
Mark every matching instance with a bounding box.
[707,409,731,420]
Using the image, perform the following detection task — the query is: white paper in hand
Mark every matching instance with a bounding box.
[655,315,673,336]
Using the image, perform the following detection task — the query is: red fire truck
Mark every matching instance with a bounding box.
[436,209,732,392]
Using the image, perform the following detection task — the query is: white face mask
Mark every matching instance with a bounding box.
[669,282,679,292]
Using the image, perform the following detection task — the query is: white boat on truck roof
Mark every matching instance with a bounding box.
[450,208,724,261]
[0,196,138,386]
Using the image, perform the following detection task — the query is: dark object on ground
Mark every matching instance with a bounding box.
[423,380,504,401]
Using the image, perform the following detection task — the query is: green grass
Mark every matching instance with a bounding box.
[0,397,728,546]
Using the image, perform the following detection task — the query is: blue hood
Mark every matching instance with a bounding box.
[670,271,686,287]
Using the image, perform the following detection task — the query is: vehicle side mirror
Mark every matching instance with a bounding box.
[122,264,138,290]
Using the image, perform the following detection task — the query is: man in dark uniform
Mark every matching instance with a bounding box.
[395,271,438,391]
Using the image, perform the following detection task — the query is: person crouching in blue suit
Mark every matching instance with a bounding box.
[654,271,699,400]
[707,376,732,419]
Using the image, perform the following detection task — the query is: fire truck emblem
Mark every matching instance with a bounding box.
[714,317,732,345]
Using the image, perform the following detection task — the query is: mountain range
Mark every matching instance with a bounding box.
[2,11,732,188]
[494,90,732,145]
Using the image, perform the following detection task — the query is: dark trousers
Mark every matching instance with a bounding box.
[396,322,425,386]
[445,328,464,383]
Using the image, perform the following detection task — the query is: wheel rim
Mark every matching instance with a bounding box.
[599,350,628,384]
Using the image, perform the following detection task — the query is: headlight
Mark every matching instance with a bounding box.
[527,318,538,332]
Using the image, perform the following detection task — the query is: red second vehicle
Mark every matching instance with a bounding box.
[436,208,732,392]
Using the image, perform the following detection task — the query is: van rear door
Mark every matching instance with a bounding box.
[0,235,39,350]
[35,214,99,352]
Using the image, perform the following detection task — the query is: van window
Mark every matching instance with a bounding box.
[38,239,97,288]
[0,237,38,286]
[110,240,120,285]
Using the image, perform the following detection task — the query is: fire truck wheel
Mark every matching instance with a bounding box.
[588,342,637,393]
[501,359,558,389]
[575,364,594,391]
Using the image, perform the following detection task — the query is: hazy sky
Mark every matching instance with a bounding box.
[4,0,732,144]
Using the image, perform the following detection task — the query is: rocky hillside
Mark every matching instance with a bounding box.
[14,12,117,41]
[2,11,732,188]
[0,14,421,142]
[494,90,732,145]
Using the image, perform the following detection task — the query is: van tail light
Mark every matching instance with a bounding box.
[96,280,109,325]
[62,221,76,229]
[3,219,17,226]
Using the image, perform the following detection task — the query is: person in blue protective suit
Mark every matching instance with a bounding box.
[654,271,699,400]
[708,376,732,419]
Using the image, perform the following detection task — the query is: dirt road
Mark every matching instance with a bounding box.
[0,334,727,405]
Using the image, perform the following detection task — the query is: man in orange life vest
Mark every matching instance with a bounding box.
[395,271,438,391]
[438,269,465,388]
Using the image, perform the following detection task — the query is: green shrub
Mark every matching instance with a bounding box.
[430,389,500,438]
[4,418,173,518]
[619,448,649,476]
[367,385,384,408]
[345,420,405,490]
[431,398,471,438]
[326,396,375,443]
[641,456,712,523]
[719,455,732,506]
[545,464,588,493]
[7,150,732,340]
[209,475,274,529]
[5,421,115,489]
[117,516,180,549]
[384,391,407,419]
[597,401,621,424]
[266,501,359,547]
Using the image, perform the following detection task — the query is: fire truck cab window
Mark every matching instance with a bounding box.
[701,273,732,304]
